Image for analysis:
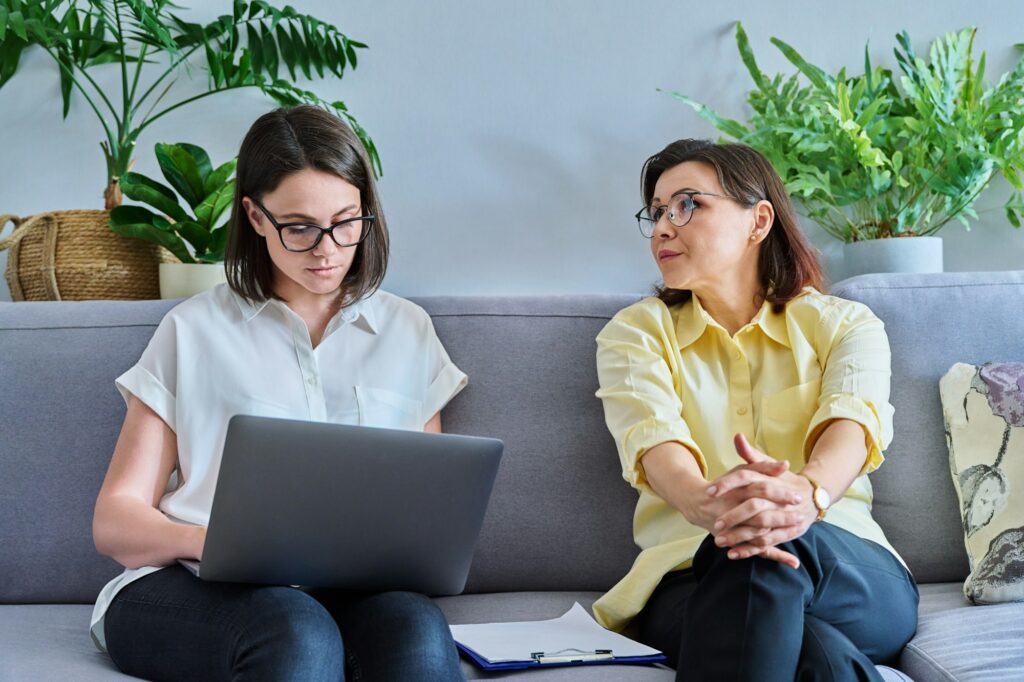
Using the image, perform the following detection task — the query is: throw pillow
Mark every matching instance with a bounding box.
[939,362,1024,604]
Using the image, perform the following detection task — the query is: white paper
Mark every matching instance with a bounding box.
[449,602,662,663]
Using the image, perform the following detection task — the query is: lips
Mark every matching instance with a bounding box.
[658,250,681,261]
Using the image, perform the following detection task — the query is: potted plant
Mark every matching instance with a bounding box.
[0,0,376,300]
[110,142,234,299]
[667,24,1024,278]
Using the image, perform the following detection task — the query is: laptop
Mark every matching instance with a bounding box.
[178,414,503,596]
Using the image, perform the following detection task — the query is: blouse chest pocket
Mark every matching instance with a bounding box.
[757,379,821,463]
[355,386,423,431]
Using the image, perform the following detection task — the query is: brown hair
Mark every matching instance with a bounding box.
[225,104,388,307]
[641,139,824,310]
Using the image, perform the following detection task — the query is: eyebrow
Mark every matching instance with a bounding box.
[277,204,359,221]
[651,187,703,204]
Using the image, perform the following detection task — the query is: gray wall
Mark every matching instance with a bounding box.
[2,0,1022,301]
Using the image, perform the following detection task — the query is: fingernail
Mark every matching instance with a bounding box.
[716,536,726,546]
[792,495,802,504]
[713,520,724,531]
[706,485,718,496]
[728,551,739,559]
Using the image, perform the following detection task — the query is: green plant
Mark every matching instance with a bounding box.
[109,142,235,263]
[668,24,1024,242]
[0,0,378,209]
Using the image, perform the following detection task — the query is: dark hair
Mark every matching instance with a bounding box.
[641,139,824,311]
[225,104,388,307]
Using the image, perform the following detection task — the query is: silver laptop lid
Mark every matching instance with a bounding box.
[198,415,503,595]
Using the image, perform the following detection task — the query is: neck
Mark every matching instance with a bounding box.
[692,278,765,337]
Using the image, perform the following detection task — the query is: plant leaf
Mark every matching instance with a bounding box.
[177,142,213,184]
[155,143,207,209]
[195,180,236,229]
[204,158,237,196]
[120,172,190,223]
[109,205,195,263]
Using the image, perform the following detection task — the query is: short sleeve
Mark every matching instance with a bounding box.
[419,316,468,421]
[803,301,895,475]
[595,304,706,492]
[115,314,178,432]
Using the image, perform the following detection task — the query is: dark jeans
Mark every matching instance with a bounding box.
[635,522,919,682]
[104,566,465,682]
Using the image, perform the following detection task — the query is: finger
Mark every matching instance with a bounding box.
[744,524,805,549]
[735,508,806,530]
[714,525,772,548]
[726,543,800,569]
[734,432,770,465]
[713,497,779,532]
[709,465,792,498]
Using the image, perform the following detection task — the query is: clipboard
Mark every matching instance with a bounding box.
[450,602,667,671]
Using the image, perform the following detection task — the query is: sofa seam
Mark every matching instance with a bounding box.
[835,281,1023,293]
[0,323,160,331]
[902,641,958,682]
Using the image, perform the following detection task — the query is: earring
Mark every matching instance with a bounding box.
[749,233,757,241]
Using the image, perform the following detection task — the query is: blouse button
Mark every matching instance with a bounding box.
[307,376,317,386]
[737,406,748,416]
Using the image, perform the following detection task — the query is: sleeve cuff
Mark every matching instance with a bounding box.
[115,364,177,433]
[421,361,468,421]
[623,415,707,490]
[803,394,887,475]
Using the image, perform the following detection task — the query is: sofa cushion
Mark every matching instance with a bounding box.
[418,296,645,593]
[0,605,136,681]
[832,271,1024,584]
[940,362,1024,604]
[0,300,178,603]
[903,583,1024,681]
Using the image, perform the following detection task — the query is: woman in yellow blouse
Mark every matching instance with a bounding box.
[594,139,918,680]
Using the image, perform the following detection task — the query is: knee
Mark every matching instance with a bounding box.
[372,592,460,672]
[236,588,345,679]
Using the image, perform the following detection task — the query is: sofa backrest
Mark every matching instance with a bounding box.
[3,271,1021,603]
[832,270,1024,583]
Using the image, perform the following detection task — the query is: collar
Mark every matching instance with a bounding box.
[674,294,790,350]
[232,288,378,334]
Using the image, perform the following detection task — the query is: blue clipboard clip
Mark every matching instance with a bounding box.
[530,648,615,664]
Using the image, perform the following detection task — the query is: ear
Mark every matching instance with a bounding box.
[241,197,265,237]
[749,199,775,243]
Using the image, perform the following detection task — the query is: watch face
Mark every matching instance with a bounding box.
[814,486,831,510]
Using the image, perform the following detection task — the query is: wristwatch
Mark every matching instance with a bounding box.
[799,473,831,521]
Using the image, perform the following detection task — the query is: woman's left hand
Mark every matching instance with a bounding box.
[707,434,819,560]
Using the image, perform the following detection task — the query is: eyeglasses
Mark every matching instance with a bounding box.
[635,191,728,238]
[251,198,375,252]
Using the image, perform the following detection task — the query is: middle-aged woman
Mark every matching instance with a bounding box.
[592,139,919,681]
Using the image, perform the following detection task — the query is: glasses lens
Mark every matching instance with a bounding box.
[667,194,693,227]
[280,219,366,251]
[281,226,322,251]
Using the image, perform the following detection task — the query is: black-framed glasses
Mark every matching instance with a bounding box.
[251,197,375,252]
[635,191,728,238]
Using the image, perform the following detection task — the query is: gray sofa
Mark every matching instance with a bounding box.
[2,270,1023,681]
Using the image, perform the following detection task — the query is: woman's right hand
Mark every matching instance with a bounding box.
[641,440,803,568]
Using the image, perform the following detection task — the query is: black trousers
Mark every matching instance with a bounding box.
[634,523,919,682]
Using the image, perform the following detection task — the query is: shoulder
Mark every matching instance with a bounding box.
[161,283,239,327]
[599,296,677,345]
[785,288,884,343]
[363,289,435,336]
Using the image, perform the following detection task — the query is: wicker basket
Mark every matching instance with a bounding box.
[0,210,168,301]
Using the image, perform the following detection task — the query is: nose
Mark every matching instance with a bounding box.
[652,213,676,239]
[312,230,341,256]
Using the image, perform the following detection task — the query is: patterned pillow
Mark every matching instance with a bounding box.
[939,362,1024,605]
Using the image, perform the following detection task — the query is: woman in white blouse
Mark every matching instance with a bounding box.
[91,105,468,681]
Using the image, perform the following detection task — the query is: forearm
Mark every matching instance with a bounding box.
[639,441,715,529]
[93,495,204,569]
[799,419,869,503]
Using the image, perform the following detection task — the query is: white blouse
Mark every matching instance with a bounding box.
[90,284,468,651]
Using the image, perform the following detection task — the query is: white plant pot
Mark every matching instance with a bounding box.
[842,236,943,279]
[159,262,227,300]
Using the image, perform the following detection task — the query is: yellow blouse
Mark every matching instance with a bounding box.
[592,288,901,632]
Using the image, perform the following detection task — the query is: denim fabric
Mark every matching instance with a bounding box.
[103,566,463,681]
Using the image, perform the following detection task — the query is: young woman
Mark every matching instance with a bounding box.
[91,105,467,681]
[592,139,919,680]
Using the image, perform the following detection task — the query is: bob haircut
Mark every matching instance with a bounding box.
[641,139,824,310]
[225,104,388,307]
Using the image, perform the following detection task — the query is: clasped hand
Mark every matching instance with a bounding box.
[694,434,818,569]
